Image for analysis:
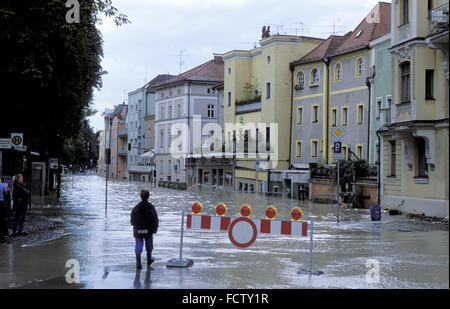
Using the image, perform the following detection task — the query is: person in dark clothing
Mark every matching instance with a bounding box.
[130,190,159,269]
[0,180,9,240]
[12,174,30,236]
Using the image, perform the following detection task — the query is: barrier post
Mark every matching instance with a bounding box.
[298,220,323,276]
[166,210,194,268]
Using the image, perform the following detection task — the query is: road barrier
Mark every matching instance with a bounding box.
[166,202,323,276]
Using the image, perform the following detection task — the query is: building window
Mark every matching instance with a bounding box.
[207,104,215,118]
[177,88,182,95]
[341,107,348,126]
[167,129,172,149]
[376,98,382,119]
[266,55,271,64]
[266,82,271,99]
[159,105,165,119]
[160,131,164,148]
[228,67,231,75]
[227,91,231,106]
[331,108,337,127]
[176,103,182,118]
[311,68,319,85]
[356,145,363,159]
[416,138,428,177]
[342,145,348,160]
[402,0,409,25]
[244,130,249,154]
[356,58,364,76]
[425,69,434,99]
[168,104,172,119]
[335,63,342,81]
[160,160,164,174]
[168,160,171,175]
[296,140,302,157]
[401,62,411,103]
[266,126,270,151]
[312,105,319,123]
[298,71,305,88]
[297,106,303,124]
[169,90,173,96]
[311,140,319,157]
[357,104,364,124]
[390,140,396,176]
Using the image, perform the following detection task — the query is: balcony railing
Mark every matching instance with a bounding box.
[428,3,449,35]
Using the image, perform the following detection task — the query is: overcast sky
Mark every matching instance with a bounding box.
[89,0,388,132]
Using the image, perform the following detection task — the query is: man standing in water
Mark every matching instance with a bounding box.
[130,190,159,269]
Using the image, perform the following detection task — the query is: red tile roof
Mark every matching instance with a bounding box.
[291,35,348,66]
[328,2,391,57]
[291,2,391,65]
[153,56,224,88]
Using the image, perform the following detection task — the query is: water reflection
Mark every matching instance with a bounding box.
[8,175,449,289]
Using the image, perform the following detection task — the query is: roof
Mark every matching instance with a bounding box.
[291,2,391,66]
[328,2,391,57]
[145,74,175,93]
[152,56,224,88]
[290,35,348,66]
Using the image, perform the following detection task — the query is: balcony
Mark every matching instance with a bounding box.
[118,148,127,156]
[235,98,261,114]
[428,3,449,36]
[118,128,128,137]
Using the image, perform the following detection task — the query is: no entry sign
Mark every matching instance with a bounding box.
[228,217,258,248]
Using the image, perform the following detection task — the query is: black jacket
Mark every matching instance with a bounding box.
[13,183,29,213]
[130,201,159,236]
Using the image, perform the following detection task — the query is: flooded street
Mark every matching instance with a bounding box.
[0,175,448,289]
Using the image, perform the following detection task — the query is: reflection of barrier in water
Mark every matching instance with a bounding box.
[167,202,323,276]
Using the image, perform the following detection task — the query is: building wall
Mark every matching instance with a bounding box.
[369,36,392,164]
[224,35,324,193]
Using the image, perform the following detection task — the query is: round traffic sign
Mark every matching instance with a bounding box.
[228,217,258,248]
[191,202,202,214]
[11,135,22,146]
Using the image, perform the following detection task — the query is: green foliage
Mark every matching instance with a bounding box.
[0,0,128,160]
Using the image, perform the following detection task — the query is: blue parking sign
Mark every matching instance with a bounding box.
[334,141,342,153]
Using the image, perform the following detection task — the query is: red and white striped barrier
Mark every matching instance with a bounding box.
[186,214,308,237]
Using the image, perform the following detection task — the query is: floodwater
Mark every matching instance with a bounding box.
[0,175,448,289]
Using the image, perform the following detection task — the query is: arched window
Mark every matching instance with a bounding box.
[335,63,342,81]
[311,68,319,85]
[356,58,364,76]
[298,71,305,88]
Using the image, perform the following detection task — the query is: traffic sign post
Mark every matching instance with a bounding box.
[333,141,342,224]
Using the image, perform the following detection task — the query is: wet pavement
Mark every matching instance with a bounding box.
[0,175,448,289]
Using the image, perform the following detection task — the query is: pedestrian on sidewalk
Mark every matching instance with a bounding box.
[12,174,30,236]
[130,189,159,269]
[0,180,9,240]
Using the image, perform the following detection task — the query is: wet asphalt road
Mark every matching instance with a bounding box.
[0,175,448,289]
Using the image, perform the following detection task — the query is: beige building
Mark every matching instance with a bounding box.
[379,0,449,217]
[97,130,105,176]
[223,34,324,194]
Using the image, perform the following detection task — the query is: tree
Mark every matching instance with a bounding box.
[0,0,129,160]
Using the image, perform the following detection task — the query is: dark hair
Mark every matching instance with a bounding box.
[140,190,150,201]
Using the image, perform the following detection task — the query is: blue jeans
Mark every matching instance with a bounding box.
[13,211,26,234]
[135,235,153,254]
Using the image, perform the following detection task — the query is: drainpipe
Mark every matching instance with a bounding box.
[289,64,294,169]
[376,129,381,205]
[323,57,330,164]
[366,77,372,163]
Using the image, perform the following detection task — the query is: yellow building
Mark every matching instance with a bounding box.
[223,34,324,193]
[379,0,449,217]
